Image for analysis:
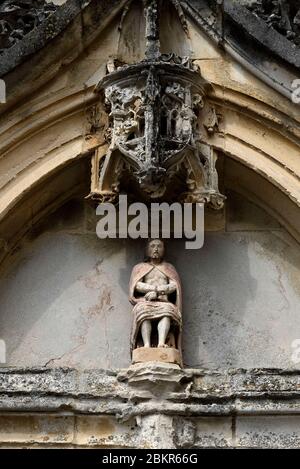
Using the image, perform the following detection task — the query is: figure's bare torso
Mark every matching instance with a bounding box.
[144,266,168,286]
[144,266,169,301]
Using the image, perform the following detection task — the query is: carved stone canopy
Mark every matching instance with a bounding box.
[89,0,225,208]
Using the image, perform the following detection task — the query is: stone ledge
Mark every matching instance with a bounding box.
[0,367,300,419]
[1,367,300,447]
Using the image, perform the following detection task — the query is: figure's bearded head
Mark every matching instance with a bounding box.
[146,239,165,262]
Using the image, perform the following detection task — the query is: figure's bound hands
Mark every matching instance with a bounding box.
[145,291,157,301]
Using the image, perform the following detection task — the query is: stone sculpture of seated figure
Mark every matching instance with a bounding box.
[129,239,182,358]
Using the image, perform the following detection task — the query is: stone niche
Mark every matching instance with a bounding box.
[0,191,300,371]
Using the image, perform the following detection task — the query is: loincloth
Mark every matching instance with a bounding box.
[131,301,181,351]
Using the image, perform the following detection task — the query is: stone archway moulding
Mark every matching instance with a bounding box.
[0,0,299,263]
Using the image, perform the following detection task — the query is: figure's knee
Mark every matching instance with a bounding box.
[158,316,170,331]
[161,317,171,325]
[141,319,151,332]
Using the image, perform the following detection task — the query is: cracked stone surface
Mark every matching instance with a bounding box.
[247,0,300,45]
[0,0,57,54]
[0,367,300,447]
[0,198,299,370]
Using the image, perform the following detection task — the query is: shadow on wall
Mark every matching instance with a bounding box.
[171,235,258,368]
[123,231,300,370]
[122,237,258,368]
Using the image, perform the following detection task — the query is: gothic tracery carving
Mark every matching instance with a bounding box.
[89,0,225,208]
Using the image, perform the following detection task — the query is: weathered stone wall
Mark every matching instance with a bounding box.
[0,0,299,449]
[0,193,299,370]
[1,366,300,448]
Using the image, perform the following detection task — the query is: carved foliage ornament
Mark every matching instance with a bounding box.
[248,0,300,45]
[89,0,225,209]
[0,0,57,53]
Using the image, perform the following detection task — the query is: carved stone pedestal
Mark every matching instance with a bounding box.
[117,362,189,396]
[132,347,181,366]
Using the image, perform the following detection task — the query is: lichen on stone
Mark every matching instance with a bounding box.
[247,0,300,45]
[0,0,57,54]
